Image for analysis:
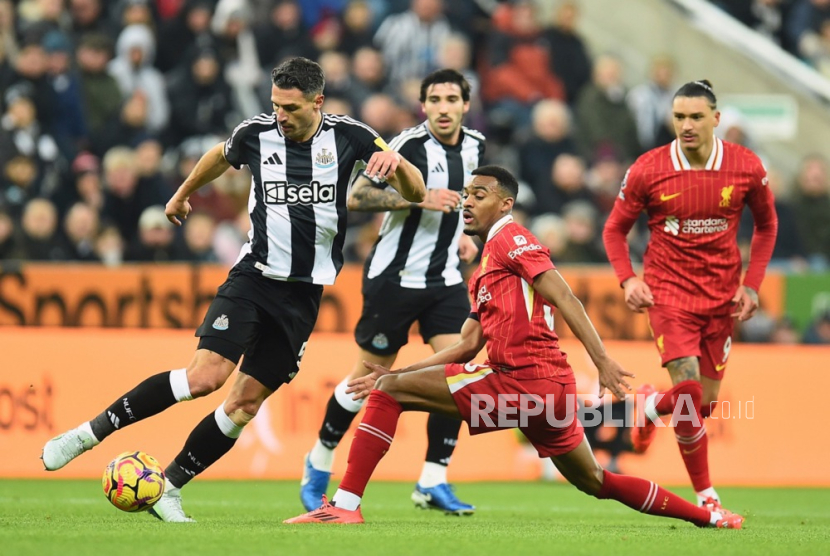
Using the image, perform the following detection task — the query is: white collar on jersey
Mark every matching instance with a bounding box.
[486,214,514,242]
[670,136,724,171]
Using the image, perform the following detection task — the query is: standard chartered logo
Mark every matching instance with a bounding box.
[664,215,727,236]
[664,215,680,236]
[682,218,728,234]
[264,180,335,205]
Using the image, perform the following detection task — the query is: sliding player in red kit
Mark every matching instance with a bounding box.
[284,165,743,528]
[602,80,778,511]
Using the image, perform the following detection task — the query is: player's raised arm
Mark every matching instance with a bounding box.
[386,155,427,203]
[165,142,231,225]
[347,174,417,212]
[364,145,426,203]
[348,174,462,213]
[533,269,634,399]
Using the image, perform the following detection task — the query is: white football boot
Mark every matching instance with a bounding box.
[149,482,196,523]
[41,427,98,471]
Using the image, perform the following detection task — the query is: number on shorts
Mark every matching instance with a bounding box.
[722,336,731,363]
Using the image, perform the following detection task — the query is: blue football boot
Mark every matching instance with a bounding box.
[411,483,475,515]
[300,453,331,511]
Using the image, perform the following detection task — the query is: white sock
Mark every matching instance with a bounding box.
[308,439,335,472]
[78,421,100,445]
[332,488,361,511]
[697,487,719,506]
[644,392,661,423]
[418,461,448,488]
[708,510,722,525]
[333,376,365,413]
[214,405,245,439]
[169,368,193,402]
[165,479,181,493]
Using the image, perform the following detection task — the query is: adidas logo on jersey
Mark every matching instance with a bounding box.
[264,152,282,165]
[264,180,335,205]
[213,314,229,330]
[430,162,445,173]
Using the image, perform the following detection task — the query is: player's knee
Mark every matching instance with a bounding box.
[187,367,228,398]
[224,394,263,420]
[226,407,256,427]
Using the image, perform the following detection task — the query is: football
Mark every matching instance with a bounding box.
[102,451,166,512]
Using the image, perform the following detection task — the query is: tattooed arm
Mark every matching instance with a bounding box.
[347,175,415,212]
[347,175,462,213]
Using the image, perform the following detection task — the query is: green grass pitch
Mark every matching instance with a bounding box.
[1,480,828,556]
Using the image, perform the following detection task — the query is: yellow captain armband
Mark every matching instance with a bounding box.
[374,137,391,151]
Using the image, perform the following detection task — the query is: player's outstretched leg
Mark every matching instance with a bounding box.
[42,369,192,470]
[412,414,474,515]
[301,377,365,510]
[553,438,742,529]
[286,390,402,524]
[595,469,741,528]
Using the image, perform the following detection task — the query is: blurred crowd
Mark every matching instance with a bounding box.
[713,0,830,79]
[0,0,828,342]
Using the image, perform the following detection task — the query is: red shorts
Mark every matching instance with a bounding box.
[647,306,735,380]
[445,363,584,458]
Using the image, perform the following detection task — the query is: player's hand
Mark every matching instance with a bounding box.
[731,285,759,321]
[165,195,192,226]
[345,361,393,401]
[365,150,401,181]
[622,277,654,313]
[458,233,479,263]
[418,188,462,213]
[595,357,634,400]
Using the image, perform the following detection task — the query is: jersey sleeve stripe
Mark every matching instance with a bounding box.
[324,114,380,138]
[226,113,274,150]
[462,126,486,142]
[388,124,429,151]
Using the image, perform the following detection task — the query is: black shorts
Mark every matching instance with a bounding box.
[195,268,323,391]
[354,278,470,355]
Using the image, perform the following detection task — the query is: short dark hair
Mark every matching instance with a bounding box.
[471,165,519,198]
[674,79,717,108]
[419,69,471,103]
[271,57,325,97]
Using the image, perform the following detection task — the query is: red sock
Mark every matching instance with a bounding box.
[337,390,402,498]
[597,470,710,526]
[670,381,711,492]
[654,380,699,415]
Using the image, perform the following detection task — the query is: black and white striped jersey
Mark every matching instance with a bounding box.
[364,123,485,288]
[224,112,383,285]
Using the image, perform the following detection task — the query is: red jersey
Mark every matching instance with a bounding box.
[468,216,573,382]
[603,138,778,315]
